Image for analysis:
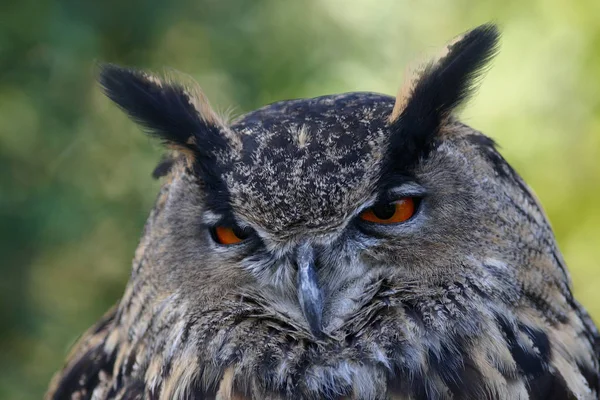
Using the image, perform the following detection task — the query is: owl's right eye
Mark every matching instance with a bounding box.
[359,197,417,224]
[211,225,253,245]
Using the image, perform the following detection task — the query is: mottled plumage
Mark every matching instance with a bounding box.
[47,24,599,400]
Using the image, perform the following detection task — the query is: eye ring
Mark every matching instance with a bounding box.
[211,225,253,245]
[359,197,417,224]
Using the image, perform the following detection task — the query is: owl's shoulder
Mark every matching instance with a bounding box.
[45,307,126,399]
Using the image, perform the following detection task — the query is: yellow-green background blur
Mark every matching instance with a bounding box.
[1,1,599,398]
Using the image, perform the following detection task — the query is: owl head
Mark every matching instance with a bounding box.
[62,24,597,399]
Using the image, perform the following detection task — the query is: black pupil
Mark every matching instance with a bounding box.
[232,226,252,240]
[372,203,396,220]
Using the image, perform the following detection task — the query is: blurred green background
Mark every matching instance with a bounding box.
[1,0,599,398]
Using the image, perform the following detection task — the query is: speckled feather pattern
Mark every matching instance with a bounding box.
[223,94,391,237]
[46,25,599,400]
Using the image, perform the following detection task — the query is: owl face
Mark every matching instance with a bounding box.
[158,92,495,339]
[88,24,599,399]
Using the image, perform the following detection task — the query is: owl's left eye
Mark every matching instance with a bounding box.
[359,197,417,224]
[211,225,254,245]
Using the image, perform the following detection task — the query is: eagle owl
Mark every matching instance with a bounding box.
[46,24,599,400]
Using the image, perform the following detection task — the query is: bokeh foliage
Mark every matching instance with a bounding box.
[1,1,599,398]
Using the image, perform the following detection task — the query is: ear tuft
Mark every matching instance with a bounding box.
[384,24,500,174]
[390,24,499,125]
[98,64,229,159]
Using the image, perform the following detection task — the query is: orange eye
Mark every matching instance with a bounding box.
[213,225,252,245]
[359,198,416,224]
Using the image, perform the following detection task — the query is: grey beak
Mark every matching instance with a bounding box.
[296,242,324,338]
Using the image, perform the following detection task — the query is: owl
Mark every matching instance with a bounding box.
[46,24,599,400]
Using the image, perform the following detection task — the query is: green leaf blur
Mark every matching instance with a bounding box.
[1,1,599,398]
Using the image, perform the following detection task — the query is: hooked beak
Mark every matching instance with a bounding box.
[296,242,324,338]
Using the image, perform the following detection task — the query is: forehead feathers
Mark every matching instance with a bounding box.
[223,93,394,235]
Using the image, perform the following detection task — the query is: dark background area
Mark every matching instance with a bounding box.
[1,1,599,398]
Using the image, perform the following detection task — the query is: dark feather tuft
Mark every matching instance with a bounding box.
[98,64,232,202]
[152,155,175,179]
[99,64,221,149]
[406,24,500,122]
[384,24,500,176]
